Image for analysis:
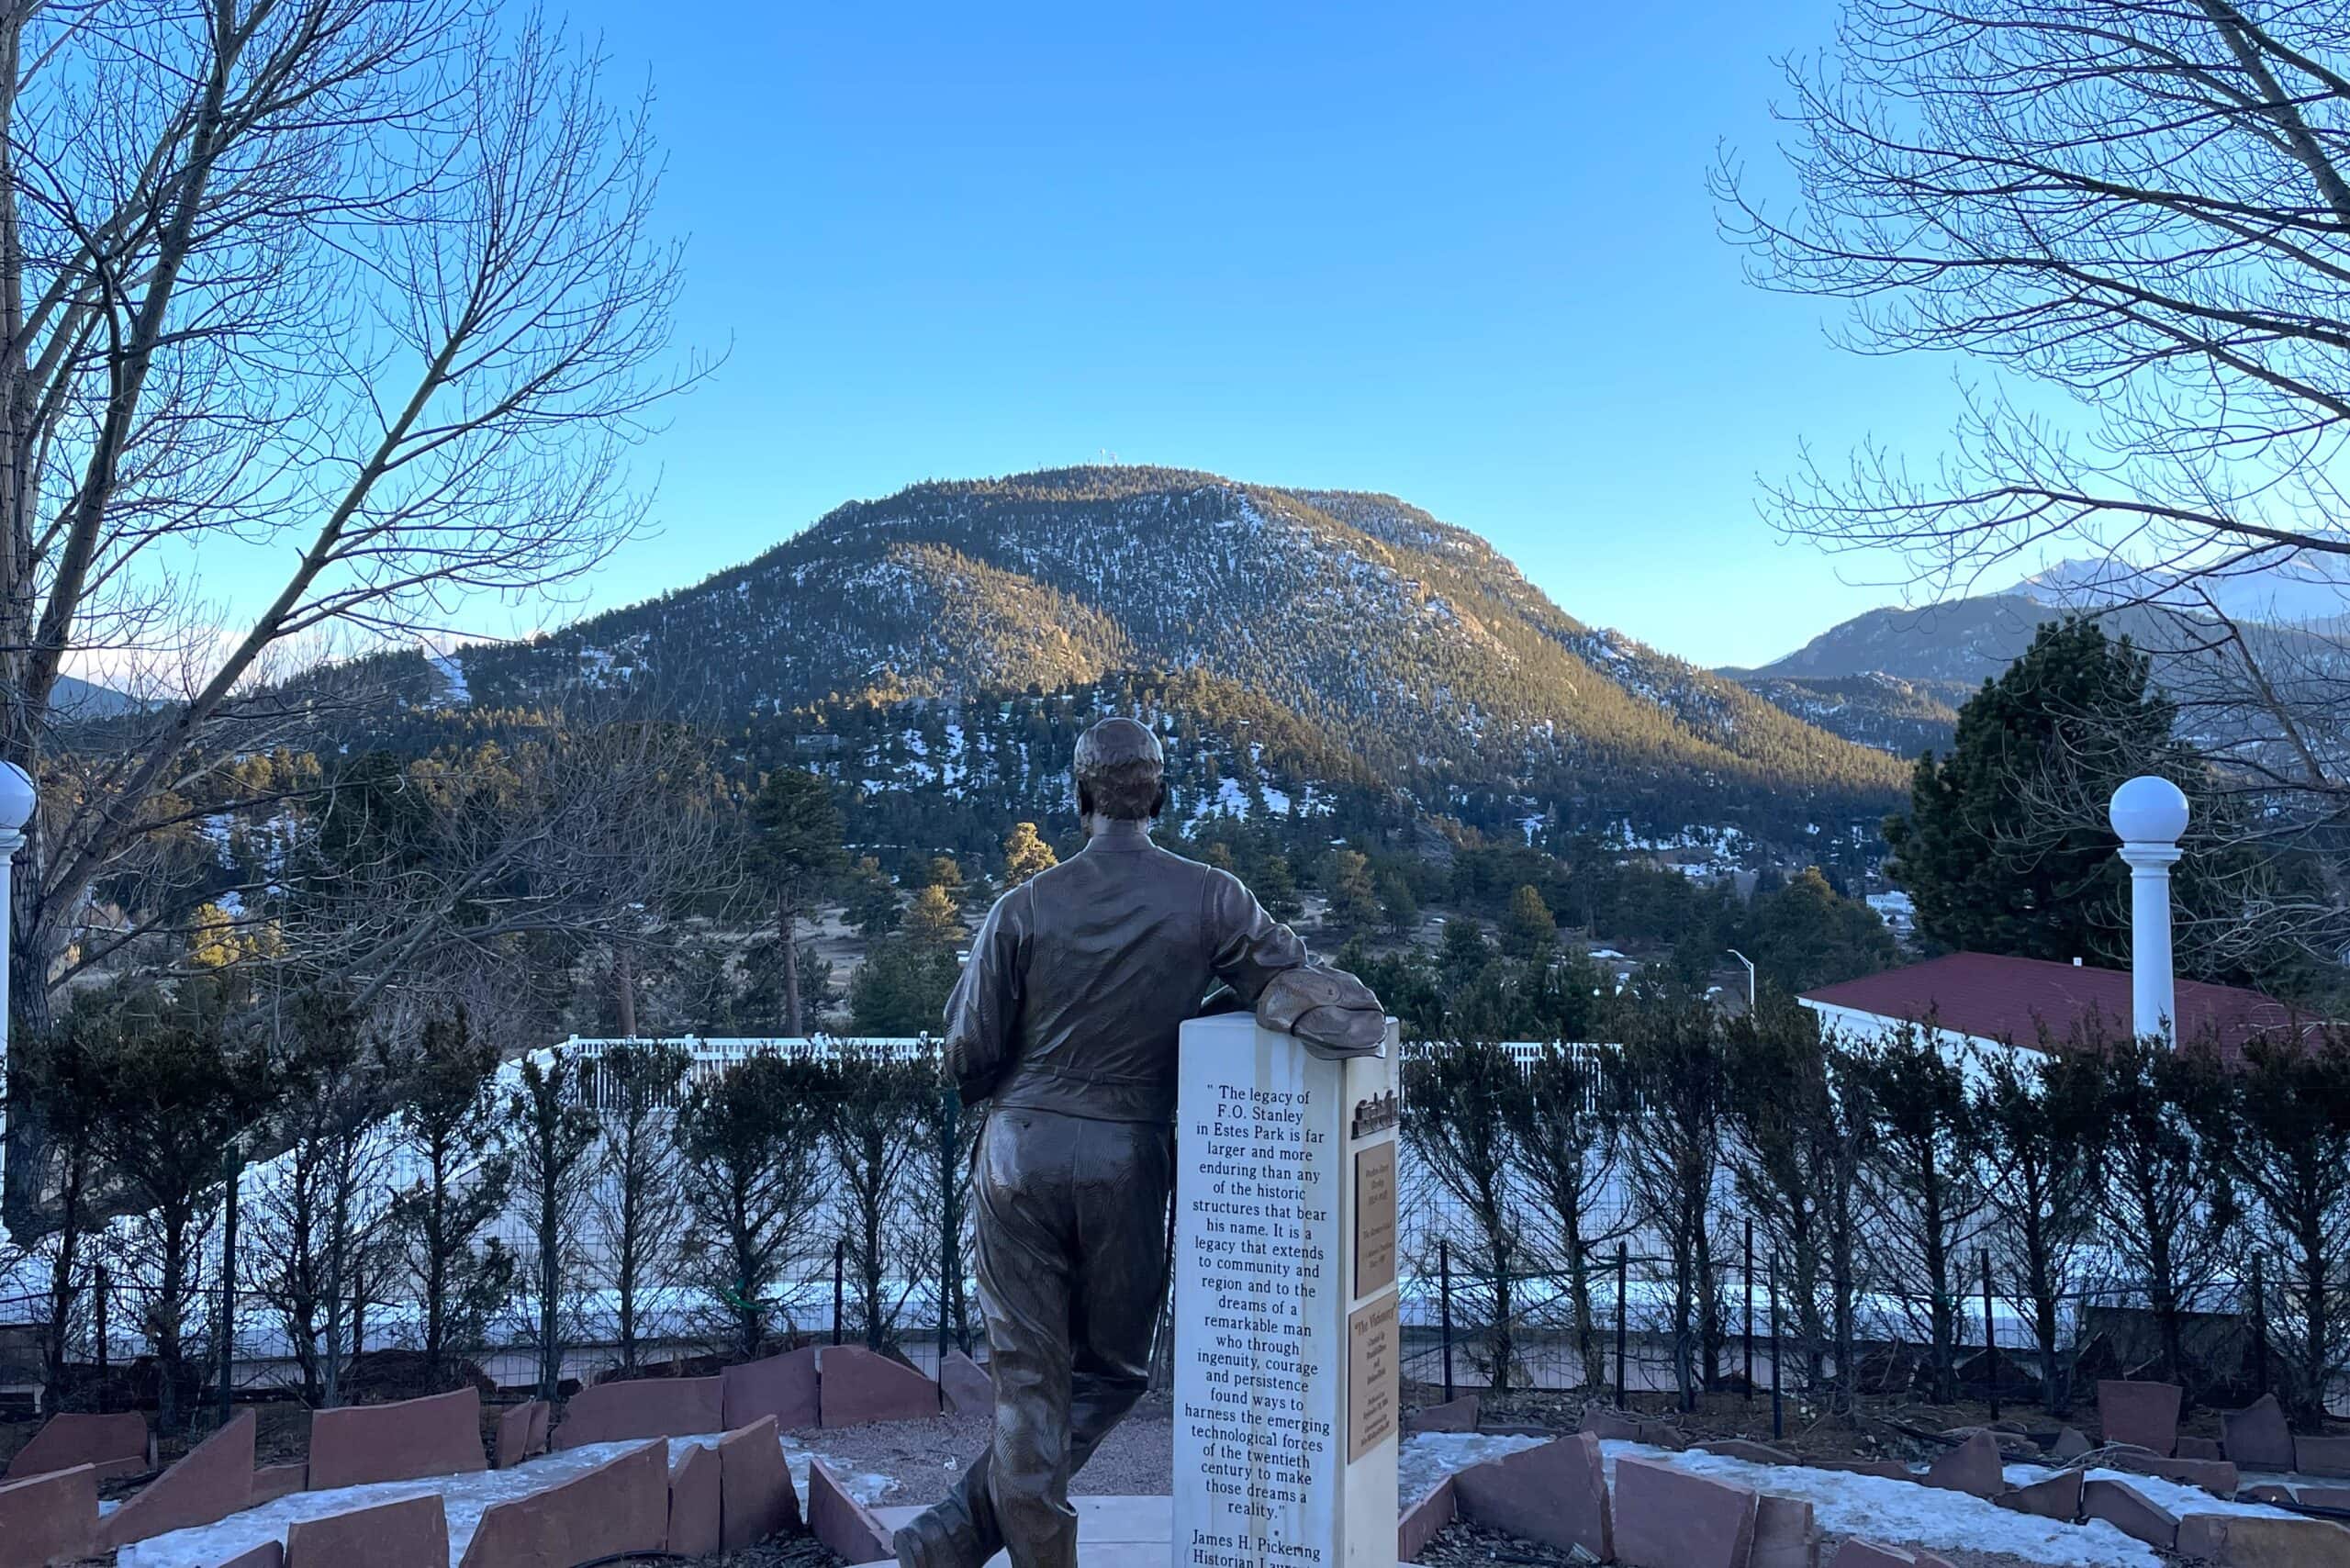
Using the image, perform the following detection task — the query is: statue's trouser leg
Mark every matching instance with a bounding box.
[896,1110,1171,1568]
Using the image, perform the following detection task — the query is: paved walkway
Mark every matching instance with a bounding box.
[857,1495,1176,1568]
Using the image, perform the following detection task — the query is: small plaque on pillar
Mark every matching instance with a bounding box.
[1352,1144,1395,1298]
[1346,1294,1397,1461]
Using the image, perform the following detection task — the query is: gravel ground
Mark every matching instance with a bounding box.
[794,1394,1175,1507]
[1409,1512,2093,1568]
[1412,1518,1584,1568]
[677,1539,844,1568]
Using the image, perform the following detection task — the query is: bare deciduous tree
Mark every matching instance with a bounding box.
[0,0,699,1229]
[1717,0,2350,963]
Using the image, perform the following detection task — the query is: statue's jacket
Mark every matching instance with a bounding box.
[943,819,1320,1124]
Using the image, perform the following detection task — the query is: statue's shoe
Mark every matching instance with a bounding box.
[894,1506,983,1568]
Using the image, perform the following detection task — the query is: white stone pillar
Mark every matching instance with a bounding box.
[0,760,34,1206]
[1174,1012,1401,1568]
[2109,775,2189,1044]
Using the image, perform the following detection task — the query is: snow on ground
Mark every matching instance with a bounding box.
[1600,1443,2161,1568]
[116,1431,894,1568]
[422,644,469,706]
[1396,1431,1548,1504]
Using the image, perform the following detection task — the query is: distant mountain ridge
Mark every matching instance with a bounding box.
[1724,577,2350,760]
[424,467,1905,841]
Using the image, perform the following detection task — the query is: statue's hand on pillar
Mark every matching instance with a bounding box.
[1255,966,1388,1059]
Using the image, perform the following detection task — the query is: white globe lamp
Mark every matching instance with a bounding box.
[2109,774,2189,846]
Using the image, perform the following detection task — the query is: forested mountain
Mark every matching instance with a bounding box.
[1731,595,2065,685]
[407,468,1903,845]
[1730,674,1967,757]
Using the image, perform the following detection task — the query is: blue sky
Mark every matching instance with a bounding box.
[493,0,1983,668]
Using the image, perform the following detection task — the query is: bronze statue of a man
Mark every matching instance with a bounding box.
[893,716,1381,1568]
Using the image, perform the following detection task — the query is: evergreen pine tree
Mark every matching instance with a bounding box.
[1885,618,2196,966]
[1501,884,1557,960]
[1002,822,1058,886]
[749,768,845,1035]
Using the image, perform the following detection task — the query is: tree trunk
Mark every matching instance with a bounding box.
[1568,1231,1596,1393]
[615,946,635,1038]
[780,891,802,1036]
[537,1186,560,1400]
[40,1157,83,1416]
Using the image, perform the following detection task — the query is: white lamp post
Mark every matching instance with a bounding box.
[1727,947,1756,1013]
[2109,775,2189,1044]
[0,761,31,1047]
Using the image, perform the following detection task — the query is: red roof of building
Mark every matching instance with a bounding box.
[1799,951,2312,1062]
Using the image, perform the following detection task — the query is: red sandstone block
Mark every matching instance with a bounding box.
[1577,1407,1640,1441]
[555,1376,723,1448]
[99,1408,256,1550]
[2180,1437,2229,1462]
[286,1495,449,1568]
[217,1544,285,1568]
[1613,1456,1757,1568]
[525,1399,550,1457]
[2101,1380,2184,1457]
[2177,1512,2350,1567]
[818,1345,939,1427]
[939,1350,992,1417]
[668,1443,722,1559]
[2083,1477,2180,1551]
[2299,1486,2350,1509]
[1409,1394,1480,1434]
[494,1401,543,1469]
[1996,1470,2082,1520]
[3,1411,149,1482]
[2100,1444,2242,1495]
[254,1462,306,1504]
[459,1438,668,1568]
[0,1463,96,1568]
[2226,1395,2298,1472]
[1698,1439,1798,1465]
[2300,1437,2350,1479]
[1830,1544,1951,1568]
[1751,1494,1816,1568]
[722,1346,820,1430]
[807,1456,892,1564]
[1452,1434,1610,1561]
[1924,1430,2006,1497]
[309,1387,485,1489]
[1397,1476,1456,1562]
[1809,1458,1916,1480]
[720,1417,800,1548]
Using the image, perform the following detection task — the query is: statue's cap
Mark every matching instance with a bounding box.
[1073,716,1164,778]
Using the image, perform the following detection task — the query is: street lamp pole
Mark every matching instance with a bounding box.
[1726,948,1756,1014]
